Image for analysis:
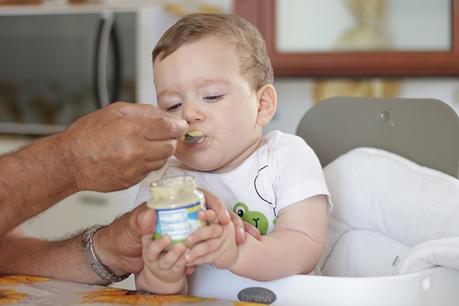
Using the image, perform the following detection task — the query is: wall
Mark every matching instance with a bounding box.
[266,78,459,135]
[253,0,459,134]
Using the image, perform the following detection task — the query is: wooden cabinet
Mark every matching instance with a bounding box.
[235,0,459,77]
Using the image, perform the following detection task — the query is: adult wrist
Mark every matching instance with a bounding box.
[49,132,79,194]
[91,225,129,277]
[82,225,130,283]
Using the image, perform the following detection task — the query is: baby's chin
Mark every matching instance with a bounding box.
[184,161,218,172]
[176,157,226,173]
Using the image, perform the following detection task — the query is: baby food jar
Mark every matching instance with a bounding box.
[148,175,206,249]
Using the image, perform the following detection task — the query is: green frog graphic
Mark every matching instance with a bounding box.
[233,202,268,235]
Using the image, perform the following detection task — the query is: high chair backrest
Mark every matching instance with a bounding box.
[296,97,459,178]
[296,97,459,277]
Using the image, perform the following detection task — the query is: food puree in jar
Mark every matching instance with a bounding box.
[148,175,206,249]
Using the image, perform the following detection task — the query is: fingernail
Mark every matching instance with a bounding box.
[137,211,144,223]
[138,210,153,225]
[185,252,192,262]
[239,227,245,236]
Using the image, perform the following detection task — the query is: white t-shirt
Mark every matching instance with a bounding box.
[135,130,330,235]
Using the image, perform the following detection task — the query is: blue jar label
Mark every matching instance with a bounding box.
[154,200,205,243]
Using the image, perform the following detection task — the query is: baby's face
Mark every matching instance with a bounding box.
[154,36,263,173]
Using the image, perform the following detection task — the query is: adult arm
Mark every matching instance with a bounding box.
[0,102,187,237]
[0,192,237,284]
[0,204,153,284]
[0,204,154,284]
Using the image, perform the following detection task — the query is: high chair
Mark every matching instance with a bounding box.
[188,97,459,306]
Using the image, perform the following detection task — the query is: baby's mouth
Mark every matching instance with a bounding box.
[183,130,206,145]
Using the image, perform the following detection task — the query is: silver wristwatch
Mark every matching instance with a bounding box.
[82,225,130,283]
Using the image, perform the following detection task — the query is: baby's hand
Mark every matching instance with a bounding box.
[135,235,187,294]
[184,211,238,269]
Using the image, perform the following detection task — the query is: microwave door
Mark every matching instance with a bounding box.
[94,12,122,108]
[0,12,130,136]
[0,13,109,136]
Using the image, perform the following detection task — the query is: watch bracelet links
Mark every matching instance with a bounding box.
[82,225,130,283]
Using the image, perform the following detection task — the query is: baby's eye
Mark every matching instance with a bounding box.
[166,103,182,112]
[203,94,224,102]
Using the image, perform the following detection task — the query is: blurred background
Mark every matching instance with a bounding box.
[0,0,457,273]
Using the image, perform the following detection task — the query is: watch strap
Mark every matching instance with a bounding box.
[82,225,130,283]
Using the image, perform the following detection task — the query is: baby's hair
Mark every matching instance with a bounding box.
[152,13,273,90]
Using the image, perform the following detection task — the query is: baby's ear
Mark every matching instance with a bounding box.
[256,84,277,127]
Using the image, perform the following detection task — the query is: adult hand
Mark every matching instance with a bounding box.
[60,102,188,192]
[94,203,156,276]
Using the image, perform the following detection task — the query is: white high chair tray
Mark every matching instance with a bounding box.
[189,265,459,306]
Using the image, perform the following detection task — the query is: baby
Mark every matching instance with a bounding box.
[134,13,331,294]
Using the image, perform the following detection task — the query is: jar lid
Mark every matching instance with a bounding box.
[149,175,197,206]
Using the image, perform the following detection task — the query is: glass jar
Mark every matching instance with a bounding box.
[148,175,206,249]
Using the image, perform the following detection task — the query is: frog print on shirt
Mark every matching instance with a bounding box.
[233,202,268,235]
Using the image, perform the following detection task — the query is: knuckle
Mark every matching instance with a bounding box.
[149,160,168,171]
[156,115,186,137]
[123,121,143,135]
[158,115,175,131]
[121,144,144,161]
[146,141,176,161]
[165,139,177,152]
[114,101,132,113]
[120,180,134,190]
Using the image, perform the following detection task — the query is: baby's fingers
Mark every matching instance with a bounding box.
[229,212,246,244]
[158,243,187,270]
[198,209,217,224]
[185,266,196,275]
[142,234,170,262]
[202,190,231,225]
[186,224,223,246]
[185,248,221,267]
[185,237,223,265]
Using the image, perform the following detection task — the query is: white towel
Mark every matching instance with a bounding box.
[394,237,459,274]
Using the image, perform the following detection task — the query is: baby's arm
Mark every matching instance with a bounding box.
[136,235,188,294]
[186,195,328,281]
[233,195,328,280]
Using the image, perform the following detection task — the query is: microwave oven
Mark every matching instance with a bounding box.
[0,5,177,135]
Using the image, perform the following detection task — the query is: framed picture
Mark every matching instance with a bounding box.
[235,0,459,76]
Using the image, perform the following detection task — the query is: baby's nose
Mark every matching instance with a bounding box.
[183,103,204,123]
